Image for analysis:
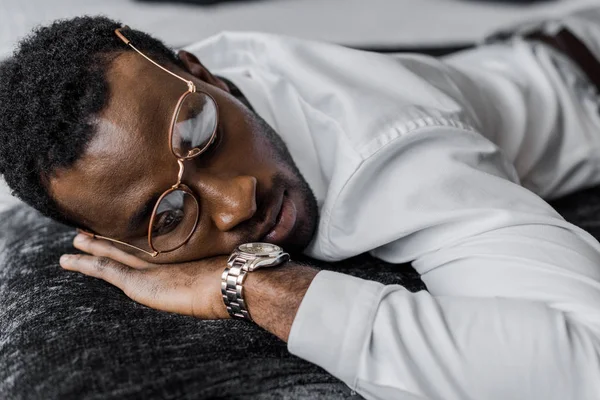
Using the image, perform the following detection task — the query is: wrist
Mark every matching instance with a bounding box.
[243,262,319,342]
[209,256,233,320]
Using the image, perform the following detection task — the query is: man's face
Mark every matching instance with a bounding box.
[49,51,318,263]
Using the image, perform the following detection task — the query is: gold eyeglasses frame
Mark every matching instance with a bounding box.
[79,26,220,257]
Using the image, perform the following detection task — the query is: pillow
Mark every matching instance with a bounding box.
[0,204,424,399]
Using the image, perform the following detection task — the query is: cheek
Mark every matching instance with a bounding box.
[216,115,277,171]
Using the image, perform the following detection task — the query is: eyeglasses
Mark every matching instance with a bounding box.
[80,26,219,257]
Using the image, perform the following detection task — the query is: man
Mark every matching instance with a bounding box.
[1,9,600,399]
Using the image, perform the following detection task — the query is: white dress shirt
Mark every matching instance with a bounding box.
[186,8,600,400]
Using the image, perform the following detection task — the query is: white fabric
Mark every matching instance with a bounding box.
[187,7,600,400]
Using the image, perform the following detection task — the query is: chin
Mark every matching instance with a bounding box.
[285,211,318,255]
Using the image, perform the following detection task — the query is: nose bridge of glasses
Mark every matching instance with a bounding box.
[175,159,185,187]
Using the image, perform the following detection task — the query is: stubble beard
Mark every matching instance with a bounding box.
[249,110,319,254]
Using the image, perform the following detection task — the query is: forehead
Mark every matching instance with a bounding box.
[106,52,185,130]
[49,52,182,234]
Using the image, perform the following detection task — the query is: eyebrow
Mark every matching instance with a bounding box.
[127,191,164,234]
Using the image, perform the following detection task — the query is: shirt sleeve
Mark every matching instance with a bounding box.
[288,126,600,400]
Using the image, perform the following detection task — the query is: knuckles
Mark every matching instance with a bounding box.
[94,256,113,271]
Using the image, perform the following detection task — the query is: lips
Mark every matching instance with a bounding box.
[261,191,297,245]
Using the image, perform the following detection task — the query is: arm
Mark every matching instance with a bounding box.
[284,126,600,399]
[63,222,600,400]
[62,126,600,399]
[287,268,600,400]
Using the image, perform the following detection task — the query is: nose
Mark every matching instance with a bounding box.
[199,174,258,232]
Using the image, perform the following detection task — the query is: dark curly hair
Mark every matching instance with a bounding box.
[0,16,183,227]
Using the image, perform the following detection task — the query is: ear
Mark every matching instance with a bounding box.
[177,50,230,93]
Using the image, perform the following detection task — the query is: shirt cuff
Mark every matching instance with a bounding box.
[287,270,386,388]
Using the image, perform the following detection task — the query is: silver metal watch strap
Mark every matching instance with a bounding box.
[221,257,252,321]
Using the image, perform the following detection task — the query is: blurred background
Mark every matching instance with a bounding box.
[1,0,598,61]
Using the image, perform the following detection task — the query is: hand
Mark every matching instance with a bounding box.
[60,233,230,320]
[61,233,320,341]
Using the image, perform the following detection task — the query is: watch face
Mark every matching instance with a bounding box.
[238,242,281,257]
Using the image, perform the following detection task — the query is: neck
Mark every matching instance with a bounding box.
[220,76,255,112]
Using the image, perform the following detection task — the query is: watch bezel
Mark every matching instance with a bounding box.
[227,242,290,272]
[237,242,283,258]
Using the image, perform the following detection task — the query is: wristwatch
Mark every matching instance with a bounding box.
[221,243,290,321]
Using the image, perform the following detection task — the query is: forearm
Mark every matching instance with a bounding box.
[243,262,318,342]
[282,270,600,400]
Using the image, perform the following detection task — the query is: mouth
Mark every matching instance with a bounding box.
[259,190,297,246]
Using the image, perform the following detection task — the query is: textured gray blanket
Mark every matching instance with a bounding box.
[1,185,599,399]
[0,204,424,399]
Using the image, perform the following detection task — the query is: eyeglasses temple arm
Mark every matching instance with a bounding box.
[114,27,196,93]
[77,229,159,258]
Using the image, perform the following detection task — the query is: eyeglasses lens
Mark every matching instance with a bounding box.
[171,92,218,159]
[150,189,199,252]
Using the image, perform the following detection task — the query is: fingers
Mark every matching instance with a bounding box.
[59,253,162,309]
[59,252,191,316]
[72,233,151,270]
[60,253,136,290]
[59,251,232,319]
